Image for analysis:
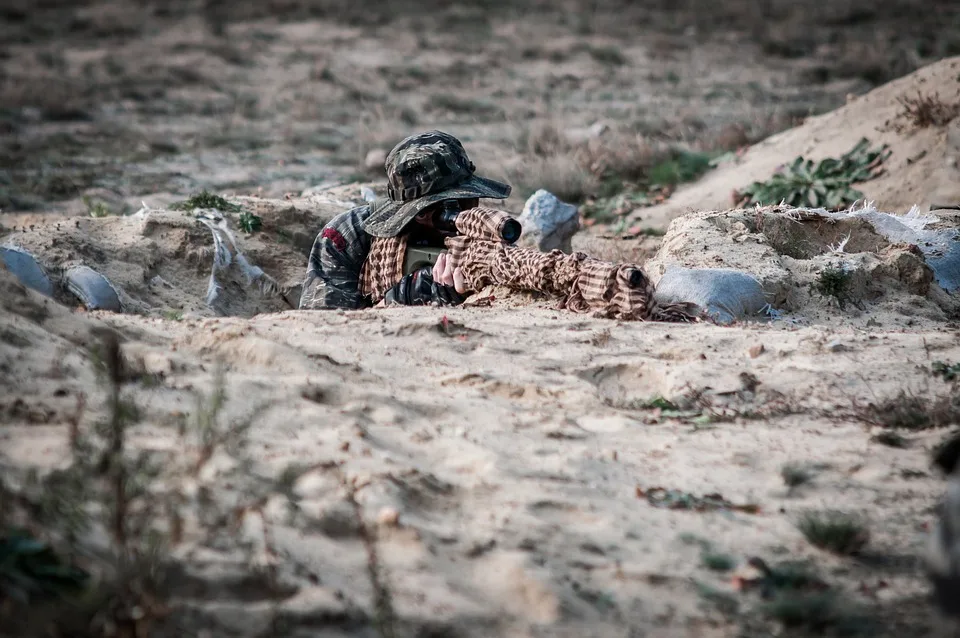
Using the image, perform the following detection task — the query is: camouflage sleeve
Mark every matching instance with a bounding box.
[298,206,374,310]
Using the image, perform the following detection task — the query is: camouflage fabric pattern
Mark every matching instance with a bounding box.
[361,130,511,238]
[386,131,476,202]
[298,205,375,310]
[444,207,701,322]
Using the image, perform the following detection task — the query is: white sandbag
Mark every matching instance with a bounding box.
[63,265,123,312]
[824,202,960,293]
[654,266,772,325]
[1,245,54,297]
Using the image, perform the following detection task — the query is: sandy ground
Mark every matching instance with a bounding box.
[3,0,960,218]
[2,2,960,637]
[3,258,960,637]
[633,58,960,230]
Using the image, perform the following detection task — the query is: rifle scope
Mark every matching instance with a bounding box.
[434,199,522,244]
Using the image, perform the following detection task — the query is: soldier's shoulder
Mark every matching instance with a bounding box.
[328,203,374,228]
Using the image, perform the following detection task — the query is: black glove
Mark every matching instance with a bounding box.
[383,266,465,306]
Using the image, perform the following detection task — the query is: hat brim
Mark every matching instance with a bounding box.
[361,174,511,238]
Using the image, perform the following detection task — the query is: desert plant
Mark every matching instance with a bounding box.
[736,138,890,210]
[239,211,263,233]
[870,430,908,448]
[0,331,293,636]
[781,462,815,488]
[760,589,872,637]
[0,529,89,606]
[932,360,960,382]
[737,558,871,637]
[646,150,715,187]
[893,91,960,130]
[857,389,960,431]
[814,263,858,308]
[796,510,869,555]
[170,190,241,212]
[83,196,113,218]
[701,551,736,572]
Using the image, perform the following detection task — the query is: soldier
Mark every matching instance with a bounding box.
[298,130,511,310]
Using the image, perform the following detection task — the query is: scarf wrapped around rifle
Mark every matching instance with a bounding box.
[359,207,699,322]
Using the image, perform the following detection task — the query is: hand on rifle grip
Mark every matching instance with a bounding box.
[433,252,466,295]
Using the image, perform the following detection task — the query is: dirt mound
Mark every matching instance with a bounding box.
[1,193,360,318]
[645,204,960,328]
[634,56,960,230]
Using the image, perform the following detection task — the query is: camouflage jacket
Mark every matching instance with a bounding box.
[298,205,375,310]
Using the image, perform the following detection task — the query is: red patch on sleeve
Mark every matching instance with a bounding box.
[321,228,347,251]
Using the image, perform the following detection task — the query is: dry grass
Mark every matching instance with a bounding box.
[797,510,870,556]
[893,91,960,130]
[855,389,960,431]
[507,122,660,202]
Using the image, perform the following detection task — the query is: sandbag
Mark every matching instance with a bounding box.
[653,266,771,325]
[1,246,54,297]
[832,203,960,293]
[63,265,123,312]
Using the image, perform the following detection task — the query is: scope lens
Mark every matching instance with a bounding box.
[501,219,522,244]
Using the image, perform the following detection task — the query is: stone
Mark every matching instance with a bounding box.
[517,189,580,253]
[312,500,361,538]
[377,506,400,527]
[277,586,349,625]
[364,148,388,171]
[564,121,610,145]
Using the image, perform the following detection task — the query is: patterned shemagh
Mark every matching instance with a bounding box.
[360,207,699,322]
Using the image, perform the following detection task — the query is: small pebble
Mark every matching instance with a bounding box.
[826,339,849,352]
[377,507,400,527]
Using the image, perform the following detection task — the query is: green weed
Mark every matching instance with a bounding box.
[932,360,960,382]
[736,138,890,210]
[647,150,715,187]
[239,211,262,233]
[170,190,241,212]
[83,197,112,218]
[701,551,736,572]
[814,264,856,308]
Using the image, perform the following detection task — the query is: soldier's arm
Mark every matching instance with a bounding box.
[298,211,373,310]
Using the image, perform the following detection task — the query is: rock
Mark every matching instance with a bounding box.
[277,587,349,625]
[517,189,580,253]
[312,500,361,538]
[63,265,123,312]
[564,121,610,145]
[364,148,388,171]
[377,506,401,527]
[0,246,54,297]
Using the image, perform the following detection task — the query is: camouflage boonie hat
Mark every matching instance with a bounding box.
[361,130,512,238]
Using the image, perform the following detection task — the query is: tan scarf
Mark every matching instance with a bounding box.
[359,234,408,303]
[359,206,698,321]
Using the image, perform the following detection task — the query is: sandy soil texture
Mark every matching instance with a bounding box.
[2,2,960,638]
